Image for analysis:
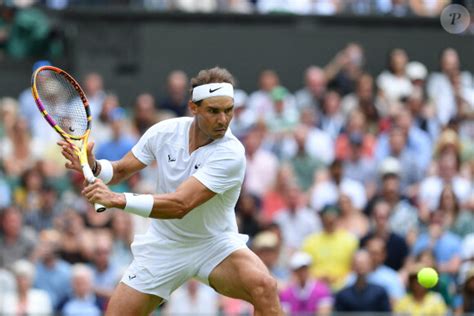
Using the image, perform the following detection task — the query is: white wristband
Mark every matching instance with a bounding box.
[97,159,113,184]
[123,193,154,217]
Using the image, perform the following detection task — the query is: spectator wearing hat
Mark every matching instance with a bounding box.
[280,252,333,315]
[265,86,299,139]
[454,267,474,315]
[361,200,409,271]
[252,230,289,285]
[394,264,447,316]
[1,259,52,315]
[335,250,391,312]
[366,157,419,239]
[302,204,358,289]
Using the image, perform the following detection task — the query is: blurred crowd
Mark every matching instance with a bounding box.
[0,42,474,316]
[1,0,473,15]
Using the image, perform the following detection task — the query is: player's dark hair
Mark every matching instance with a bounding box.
[190,67,235,105]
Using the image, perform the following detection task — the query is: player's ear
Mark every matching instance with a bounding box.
[189,100,198,115]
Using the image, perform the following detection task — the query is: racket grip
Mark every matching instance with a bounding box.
[82,164,107,213]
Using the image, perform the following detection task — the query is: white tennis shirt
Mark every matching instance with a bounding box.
[131,117,246,242]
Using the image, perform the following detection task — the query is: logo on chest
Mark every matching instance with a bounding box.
[167,154,176,162]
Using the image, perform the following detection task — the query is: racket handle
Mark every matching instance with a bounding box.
[82,164,107,213]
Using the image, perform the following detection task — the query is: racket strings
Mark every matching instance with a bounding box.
[35,70,89,138]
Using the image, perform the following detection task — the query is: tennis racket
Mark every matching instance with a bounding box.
[31,65,106,212]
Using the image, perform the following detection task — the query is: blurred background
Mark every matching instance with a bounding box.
[0,0,473,315]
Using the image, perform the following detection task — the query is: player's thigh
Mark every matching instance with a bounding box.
[106,282,163,316]
[208,248,271,302]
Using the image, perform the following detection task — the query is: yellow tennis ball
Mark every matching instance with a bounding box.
[417,267,439,288]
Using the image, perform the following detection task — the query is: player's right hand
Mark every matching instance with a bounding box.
[57,141,96,173]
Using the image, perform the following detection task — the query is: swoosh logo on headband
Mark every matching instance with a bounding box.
[209,87,223,93]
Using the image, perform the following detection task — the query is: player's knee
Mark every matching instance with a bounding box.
[250,274,278,302]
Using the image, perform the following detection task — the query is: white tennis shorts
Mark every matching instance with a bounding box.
[121,231,249,301]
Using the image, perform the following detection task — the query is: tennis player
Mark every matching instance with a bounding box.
[59,67,282,316]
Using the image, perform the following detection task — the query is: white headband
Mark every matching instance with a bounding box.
[192,83,234,102]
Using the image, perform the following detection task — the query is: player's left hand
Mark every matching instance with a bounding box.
[82,179,124,209]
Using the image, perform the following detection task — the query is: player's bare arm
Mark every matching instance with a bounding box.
[82,175,215,219]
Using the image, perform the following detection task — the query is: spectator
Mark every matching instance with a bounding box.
[409,0,448,16]
[337,192,369,238]
[274,184,321,251]
[375,107,432,173]
[382,127,423,196]
[411,211,462,276]
[319,90,345,140]
[243,127,279,199]
[235,192,263,240]
[302,204,358,289]
[419,140,472,212]
[361,200,409,271]
[280,252,333,315]
[335,250,391,312]
[89,233,121,310]
[165,279,219,315]
[82,72,106,119]
[341,132,377,200]
[368,157,419,238]
[325,42,365,96]
[110,211,133,270]
[62,264,101,316]
[264,86,299,138]
[158,70,189,117]
[395,264,448,316]
[33,229,72,311]
[282,108,335,166]
[346,236,405,304]
[24,184,61,232]
[91,92,119,145]
[0,206,35,268]
[454,267,474,315]
[377,48,412,106]
[341,73,384,121]
[229,89,254,139]
[427,47,473,126]
[310,159,367,212]
[335,109,377,160]
[283,124,325,191]
[132,93,158,136]
[95,107,136,161]
[438,185,474,238]
[252,230,289,285]
[247,69,280,118]
[1,259,52,315]
[58,209,94,264]
[294,65,327,111]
